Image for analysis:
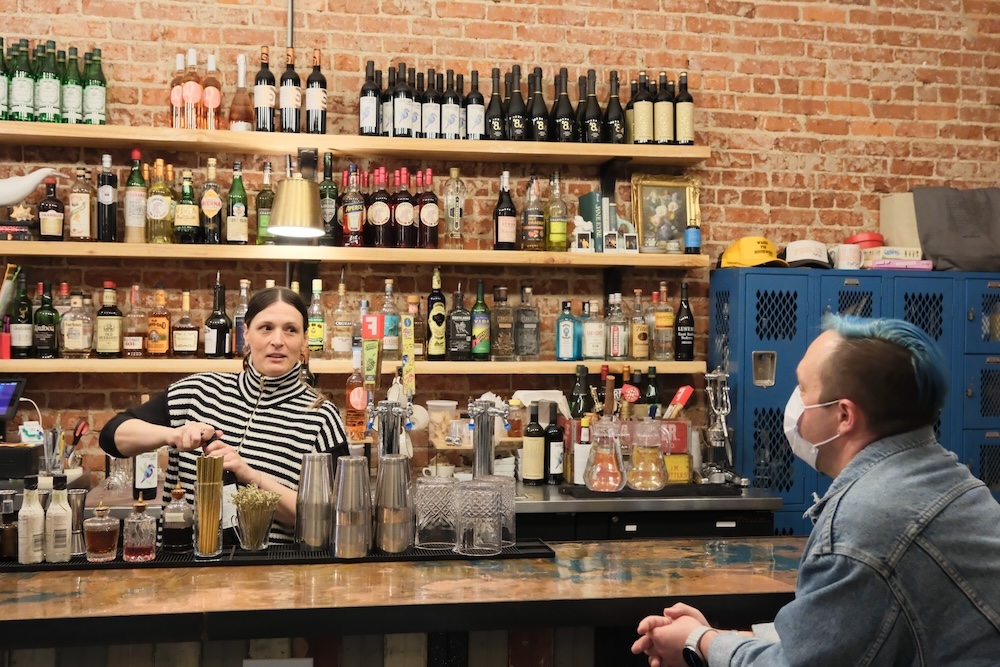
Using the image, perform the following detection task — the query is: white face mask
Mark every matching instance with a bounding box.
[784,387,841,470]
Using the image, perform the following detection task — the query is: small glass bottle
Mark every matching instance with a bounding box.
[0,490,19,559]
[514,286,540,361]
[443,167,466,248]
[407,295,425,360]
[161,484,194,554]
[123,498,157,562]
[555,300,578,362]
[123,282,148,358]
[506,398,524,438]
[380,278,400,361]
[490,286,516,362]
[83,500,120,563]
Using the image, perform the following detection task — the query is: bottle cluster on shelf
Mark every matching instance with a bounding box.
[358,59,695,146]
[0,36,107,124]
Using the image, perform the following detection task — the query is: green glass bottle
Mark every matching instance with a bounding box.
[174,170,200,244]
[82,47,106,125]
[0,37,9,121]
[33,281,60,359]
[318,151,339,246]
[61,47,83,124]
[34,40,60,123]
[471,278,491,361]
[255,161,274,245]
[10,275,33,359]
[56,49,66,80]
[226,161,249,244]
[9,39,34,122]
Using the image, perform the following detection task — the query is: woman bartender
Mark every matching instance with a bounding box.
[99,286,350,544]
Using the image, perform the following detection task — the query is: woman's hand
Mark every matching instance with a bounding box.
[169,423,223,453]
[203,439,256,483]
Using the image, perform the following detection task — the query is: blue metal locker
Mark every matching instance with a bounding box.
[962,430,1000,502]
[961,277,1000,355]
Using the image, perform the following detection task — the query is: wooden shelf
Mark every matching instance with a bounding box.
[0,121,711,168]
[1,359,707,376]
[0,241,710,269]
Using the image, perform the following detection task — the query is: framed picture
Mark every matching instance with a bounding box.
[572,231,594,252]
[603,231,620,252]
[630,174,701,252]
[623,233,639,253]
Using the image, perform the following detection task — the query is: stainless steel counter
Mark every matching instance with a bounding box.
[515,483,781,514]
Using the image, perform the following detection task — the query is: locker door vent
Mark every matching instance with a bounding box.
[751,407,795,494]
[837,291,875,318]
[902,292,944,341]
[754,290,798,341]
[980,368,1000,420]
[979,443,1000,492]
[981,293,1000,342]
[713,290,731,371]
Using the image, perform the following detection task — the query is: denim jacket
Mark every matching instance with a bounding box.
[709,427,1000,666]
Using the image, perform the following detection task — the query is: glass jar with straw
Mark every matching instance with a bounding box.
[194,455,224,558]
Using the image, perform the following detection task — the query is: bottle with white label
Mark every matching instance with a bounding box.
[493,170,517,250]
[133,450,159,501]
[61,47,84,124]
[381,278,401,361]
[555,301,578,361]
[123,148,147,243]
[60,291,92,358]
[582,299,606,360]
[82,48,107,125]
[18,475,45,565]
[253,46,276,132]
[465,70,486,140]
[44,475,71,563]
[522,403,546,486]
[172,290,199,357]
[68,168,94,241]
[307,278,326,356]
[305,48,327,134]
[226,161,249,244]
[279,47,301,133]
[329,275,354,360]
[95,281,123,359]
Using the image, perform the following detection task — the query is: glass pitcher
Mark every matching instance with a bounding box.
[584,420,626,492]
[627,420,668,491]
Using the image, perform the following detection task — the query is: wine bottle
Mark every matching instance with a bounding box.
[545,403,564,485]
[380,66,395,138]
[522,402,546,486]
[318,152,338,245]
[256,161,274,245]
[505,65,527,140]
[201,158,223,244]
[426,267,447,361]
[570,365,594,418]
[205,271,233,359]
[471,279,491,361]
[228,54,254,131]
[493,170,518,250]
[226,161,249,245]
[633,71,654,144]
[574,75,587,142]
[305,48,327,134]
[418,168,440,249]
[485,67,505,140]
[440,69,461,140]
[582,69,602,143]
[552,68,575,142]
[61,47,83,125]
[675,70,695,146]
[528,67,549,141]
[456,73,467,140]
[653,71,674,145]
[394,167,417,248]
[392,62,413,138]
[603,70,625,144]
[174,169,200,244]
[279,47,301,133]
[421,67,440,139]
[409,68,421,138]
[133,450,158,501]
[96,153,118,242]
[625,78,637,144]
[674,282,694,361]
[202,54,223,130]
[466,70,485,140]
[253,46,276,132]
[82,48,107,125]
[359,60,380,136]
[368,167,393,248]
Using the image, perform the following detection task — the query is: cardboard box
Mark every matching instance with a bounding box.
[659,420,690,454]
[880,193,922,249]
[665,453,692,484]
[861,246,923,267]
[869,258,934,271]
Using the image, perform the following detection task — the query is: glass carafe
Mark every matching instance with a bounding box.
[584,420,626,492]
[627,420,668,491]
[83,501,120,563]
[123,499,157,562]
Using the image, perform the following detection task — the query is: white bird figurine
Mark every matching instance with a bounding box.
[0,168,68,207]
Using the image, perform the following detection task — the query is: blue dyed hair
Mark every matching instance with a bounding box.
[820,314,947,437]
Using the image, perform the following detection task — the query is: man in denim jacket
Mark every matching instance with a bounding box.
[633,315,1000,666]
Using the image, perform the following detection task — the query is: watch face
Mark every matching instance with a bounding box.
[682,647,705,667]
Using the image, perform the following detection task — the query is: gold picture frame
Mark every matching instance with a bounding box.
[630,174,701,252]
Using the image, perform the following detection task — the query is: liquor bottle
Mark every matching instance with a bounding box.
[417,168,440,249]
[34,40,60,123]
[522,402,546,486]
[205,272,233,359]
[380,66,395,138]
[122,282,147,358]
[625,78,637,143]
[123,149,146,243]
[440,69,460,140]
[394,167,417,248]
[253,46,276,132]
[60,290,92,358]
[8,39,33,122]
[645,367,662,417]
[406,295,426,359]
[174,169,200,243]
[198,53,222,130]
[520,175,545,251]
[167,52,184,128]
[368,167,393,248]
[426,267,447,361]
[528,67,549,141]
[606,293,629,361]
[420,67,440,139]
[329,274,354,360]
[172,289,199,357]
[581,69,603,143]
[545,403,564,485]
[33,282,59,359]
[506,65,527,141]
[410,68,422,137]
[10,275,32,358]
[228,54,254,131]
[684,213,701,254]
[674,281,695,361]
[231,278,250,357]
[345,347,368,441]
[552,68,575,142]
[359,60,380,136]
[603,70,626,143]
[654,71,675,145]
[341,163,366,246]
[493,170,518,250]
[226,161,249,244]
[380,278,401,361]
[630,289,650,361]
[455,73,467,139]
[488,285,516,362]
[443,167,465,248]
[201,158,223,244]
[179,48,202,130]
[446,282,472,361]
[465,70,486,140]
[596,363,610,407]
[59,46,83,124]
[305,48,327,134]
[68,167,94,241]
[95,153,118,242]
[306,278,326,357]
[255,161,274,244]
[278,47,302,133]
[570,365,594,418]
[17,476,44,565]
[515,285,540,361]
[651,283,675,361]
[95,281,123,359]
[544,170,569,252]
[471,279,491,361]
[555,301,577,362]
[53,282,71,319]
[317,152,339,246]
[574,75,587,142]
[38,177,64,241]
[633,71,654,144]
[146,284,170,358]
[485,67,505,140]
[675,71,694,146]
[146,159,174,244]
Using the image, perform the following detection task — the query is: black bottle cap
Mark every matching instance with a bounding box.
[24,475,38,490]
[53,474,67,490]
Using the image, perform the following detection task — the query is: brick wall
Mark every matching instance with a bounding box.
[3,0,999,471]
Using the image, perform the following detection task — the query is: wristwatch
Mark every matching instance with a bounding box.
[682,625,714,667]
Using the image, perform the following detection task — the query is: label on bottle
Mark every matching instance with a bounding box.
[422,102,440,137]
[548,441,564,475]
[0,73,8,111]
[320,196,336,225]
[472,313,490,354]
[305,87,327,112]
[11,323,32,348]
[174,203,200,229]
[124,188,146,228]
[583,322,605,359]
[347,385,368,411]
[632,323,650,359]
[183,80,203,105]
[359,96,378,133]
[257,208,271,240]
[556,320,575,360]
[654,101,675,143]
[33,323,56,354]
[163,511,186,524]
[381,99,392,133]
[522,211,544,244]
[393,98,410,135]
[222,481,238,530]
[34,78,60,115]
[63,320,86,351]
[459,107,467,139]
[254,84,276,110]
[173,328,198,352]
[522,436,546,481]
[420,202,439,227]
[61,83,83,122]
[147,194,170,221]
[608,324,626,358]
[201,188,223,217]
[202,84,221,110]
[9,76,33,115]
[428,302,447,356]
[230,119,252,132]
[496,215,517,244]
[39,210,63,237]
[633,100,654,143]
[95,316,122,354]
[280,85,302,111]
[227,211,249,242]
[68,192,92,239]
[134,451,158,494]
[445,196,463,238]
[383,314,400,352]
[369,201,390,226]
[82,84,106,123]
[332,324,353,355]
[676,102,694,143]
[655,311,675,329]
[204,327,217,355]
[441,102,460,136]
[410,98,421,134]
[123,333,144,351]
[676,324,694,348]
[547,215,568,247]
[97,184,115,206]
[308,318,325,352]
[344,202,364,232]
[394,201,415,227]
[684,226,701,252]
[147,315,170,355]
[467,103,485,139]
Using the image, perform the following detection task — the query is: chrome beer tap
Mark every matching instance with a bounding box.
[370,400,413,458]
[468,400,510,479]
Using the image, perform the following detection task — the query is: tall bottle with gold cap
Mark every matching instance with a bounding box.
[145,159,174,243]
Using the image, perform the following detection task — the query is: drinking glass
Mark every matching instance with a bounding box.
[414,476,457,550]
[453,480,502,557]
[480,475,516,547]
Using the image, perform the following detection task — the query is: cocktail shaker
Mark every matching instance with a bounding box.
[295,452,333,550]
[333,455,372,559]
[374,454,413,553]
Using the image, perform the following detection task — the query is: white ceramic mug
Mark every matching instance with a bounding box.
[830,243,862,269]
[422,464,455,478]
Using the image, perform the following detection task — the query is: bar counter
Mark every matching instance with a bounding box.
[0,537,804,648]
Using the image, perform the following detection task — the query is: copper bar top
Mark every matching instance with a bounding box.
[0,537,804,647]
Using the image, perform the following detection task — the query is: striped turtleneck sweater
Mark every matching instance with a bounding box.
[100,363,349,544]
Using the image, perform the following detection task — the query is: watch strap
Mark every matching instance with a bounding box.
[683,625,714,665]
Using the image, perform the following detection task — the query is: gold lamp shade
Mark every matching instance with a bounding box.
[267,173,324,238]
